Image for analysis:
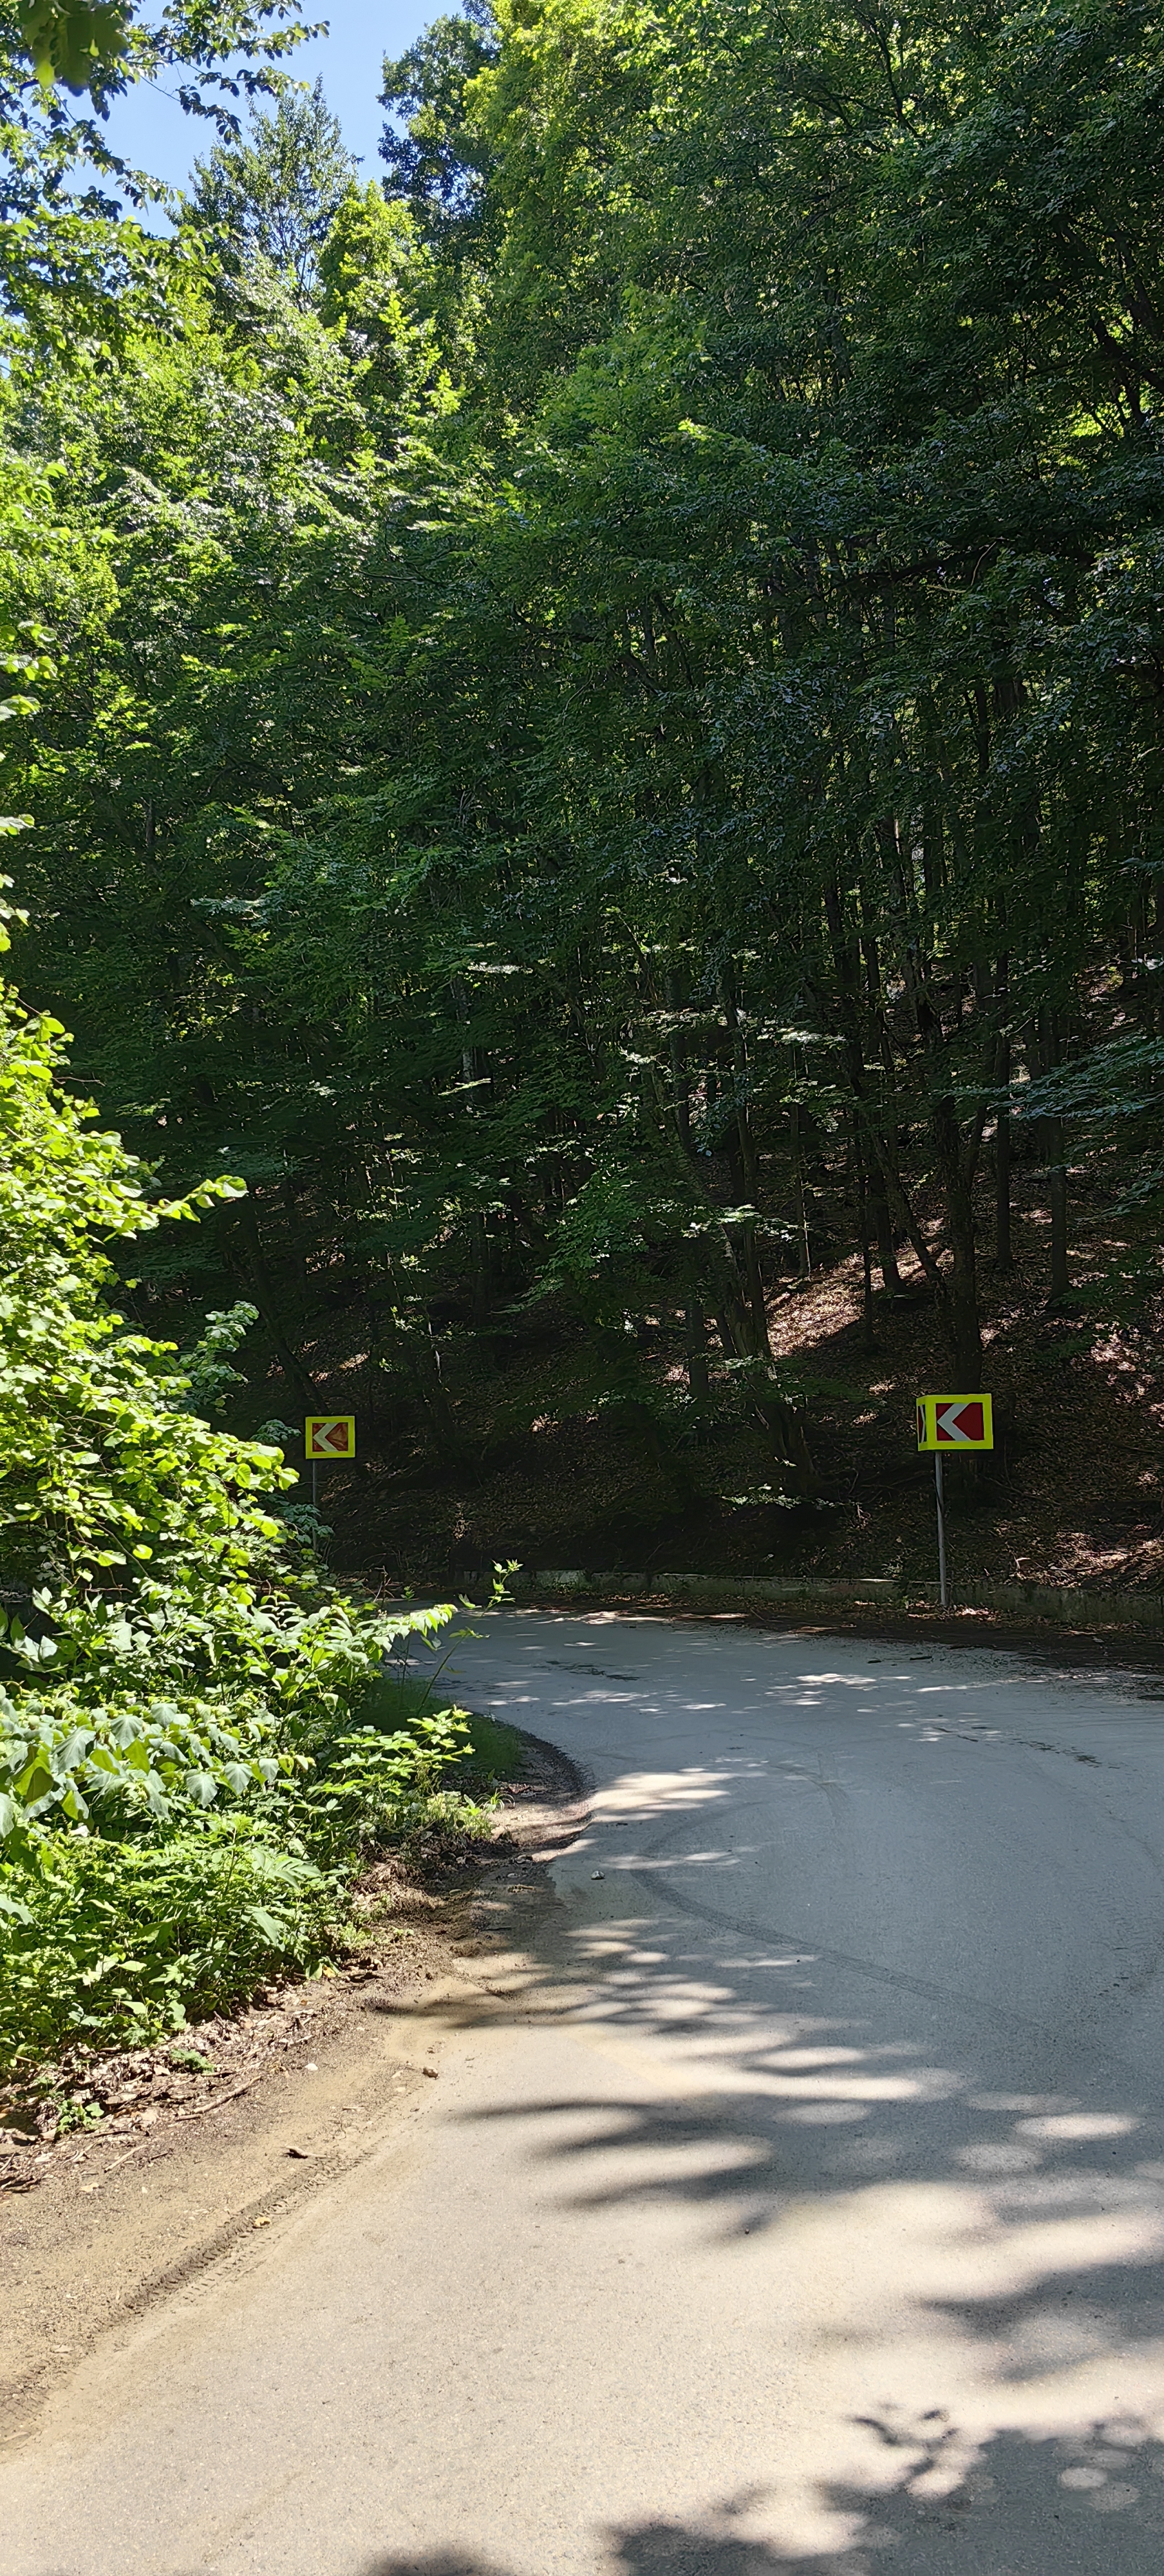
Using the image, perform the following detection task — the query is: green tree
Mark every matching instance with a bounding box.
[10,0,306,96]
[189,77,359,305]
[0,0,314,349]
[5,0,1164,1549]
[379,1,497,250]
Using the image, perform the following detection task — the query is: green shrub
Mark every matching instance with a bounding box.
[0,1691,499,2070]
[0,1822,346,2062]
[0,903,509,2071]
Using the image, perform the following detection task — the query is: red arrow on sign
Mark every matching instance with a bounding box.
[934,1399,985,1444]
[318,1421,350,1453]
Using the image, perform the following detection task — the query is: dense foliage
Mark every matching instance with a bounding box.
[0,876,492,2068]
[2,0,1164,1597]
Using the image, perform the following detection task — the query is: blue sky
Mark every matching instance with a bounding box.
[95,1,434,199]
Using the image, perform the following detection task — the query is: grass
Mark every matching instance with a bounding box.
[358,1672,524,1791]
[457,1712,526,1788]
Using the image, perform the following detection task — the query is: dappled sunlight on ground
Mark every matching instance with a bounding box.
[588,1771,738,1821]
[435,1864,1164,2569]
[14,1613,1164,2576]
[362,2420,1164,2571]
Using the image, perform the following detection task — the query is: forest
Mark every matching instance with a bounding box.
[5,0,1164,1605]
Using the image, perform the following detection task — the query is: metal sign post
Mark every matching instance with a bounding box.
[934,1451,948,1609]
[915,1394,993,1609]
[304,1414,357,1519]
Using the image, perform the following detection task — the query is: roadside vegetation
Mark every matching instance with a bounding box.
[3,0,1164,2058]
[0,881,512,2073]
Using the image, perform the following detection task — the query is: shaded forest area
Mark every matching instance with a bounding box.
[4,0,1164,1589]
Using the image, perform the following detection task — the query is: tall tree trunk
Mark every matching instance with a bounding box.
[1155,873,1164,1034]
[932,1093,985,1381]
[994,1077,1015,1267]
[721,963,770,1345]
[1038,1005,1070,1302]
[711,1297,818,1492]
[994,1056,1013,1270]
[469,1213,491,1325]
[684,1296,710,1429]
[404,1319,469,1463]
[821,877,903,1293]
[848,1066,905,1296]
[993,951,1013,1269]
[1047,1141,1069,1302]
[868,1161,903,1294]
[789,1098,812,1278]
[232,1196,314,1403]
[742,1224,770,1349]
[855,1137,878,1352]
[666,971,691,1153]
[278,1175,312,1329]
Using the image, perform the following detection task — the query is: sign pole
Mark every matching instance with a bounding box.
[935,1452,948,1609]
[304,1416,357,1526]
[917,1393,992,1607]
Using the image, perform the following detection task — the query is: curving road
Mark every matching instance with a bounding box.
[10,1609,1164,2573]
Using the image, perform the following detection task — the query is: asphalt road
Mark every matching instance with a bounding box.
[10,1609,1164,2575]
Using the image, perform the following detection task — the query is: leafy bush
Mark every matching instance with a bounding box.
[0,902,501,2072]
[0,1685,498,2068]
[0,1824,346,2061]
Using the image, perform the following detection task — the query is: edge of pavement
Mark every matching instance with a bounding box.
[493,1573,1164,1685]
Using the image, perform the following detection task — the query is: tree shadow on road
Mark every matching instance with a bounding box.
[370,1693,1164,2576]
[358,2414,1164,2572]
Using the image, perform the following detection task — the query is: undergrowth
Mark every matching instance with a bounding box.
[0,922,516,2074]
[0,1618,510,2074]
[0,1533,532,2072]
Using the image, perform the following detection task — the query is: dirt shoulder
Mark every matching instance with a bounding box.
[0,1730,587,2449]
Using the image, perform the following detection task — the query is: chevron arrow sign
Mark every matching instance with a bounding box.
[305,1414,356,1460]
[915,1394,993,1452]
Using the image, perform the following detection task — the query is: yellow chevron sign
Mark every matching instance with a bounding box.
[305,1414,356,1460]
[915,1394,993,1451]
